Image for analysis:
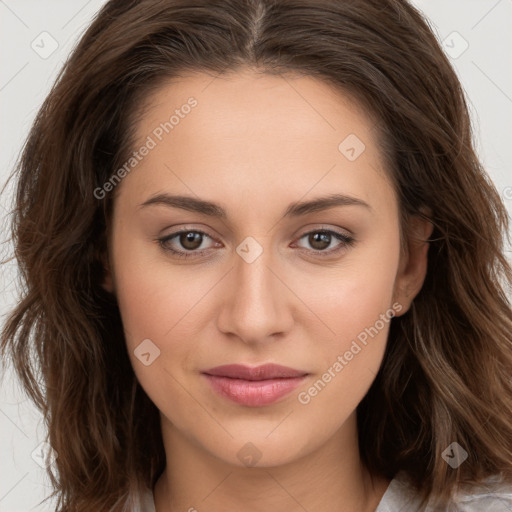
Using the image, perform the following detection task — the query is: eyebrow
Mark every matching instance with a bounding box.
[138,192,373,217]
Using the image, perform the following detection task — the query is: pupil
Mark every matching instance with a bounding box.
[311,232,330,250]
[181,232,201,250]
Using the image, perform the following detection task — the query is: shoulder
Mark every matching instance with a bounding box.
[376,471,512,512]
[454,475,512,512]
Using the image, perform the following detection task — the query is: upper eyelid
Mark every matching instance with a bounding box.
[160,228,216,243]
[160,220,353,234]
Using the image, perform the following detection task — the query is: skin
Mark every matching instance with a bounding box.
[102,68,433,512]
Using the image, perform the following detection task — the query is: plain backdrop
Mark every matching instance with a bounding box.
[1,1,511,510]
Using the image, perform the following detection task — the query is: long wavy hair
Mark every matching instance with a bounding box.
[2,0,512,510]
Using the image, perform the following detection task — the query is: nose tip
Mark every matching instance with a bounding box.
[216,252,293,344]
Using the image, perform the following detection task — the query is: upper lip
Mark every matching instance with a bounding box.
[203,364,308,381]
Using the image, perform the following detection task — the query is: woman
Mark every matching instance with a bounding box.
[2,0,512,510]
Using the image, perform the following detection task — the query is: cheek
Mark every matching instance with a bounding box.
[292,284,397,441]
[292,227,400,352]
[291,232,400,411]
[111,242,211,418]
[330,267,398,352]
[112,227,205,337]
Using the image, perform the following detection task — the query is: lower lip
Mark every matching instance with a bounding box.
[203,374,307,406]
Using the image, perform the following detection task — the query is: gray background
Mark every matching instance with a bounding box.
[1,1,511,510]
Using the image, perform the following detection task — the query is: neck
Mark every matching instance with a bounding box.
[153,411,390,512]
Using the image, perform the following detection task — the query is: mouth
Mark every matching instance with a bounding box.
[202,364,309,407]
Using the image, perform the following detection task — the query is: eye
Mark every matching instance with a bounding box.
[293,229,355,257]
[157,229,218,259]
[156,227,355,260]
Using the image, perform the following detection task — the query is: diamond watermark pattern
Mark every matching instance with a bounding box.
[338,134,366,161]
[31,31,59,59]
[442,31,469,59]
[134,338,161,366]
[236,236,263,263]
[442,442,468,468]
[237,442,262,467]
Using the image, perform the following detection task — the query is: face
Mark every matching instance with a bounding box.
[103,69,431,468]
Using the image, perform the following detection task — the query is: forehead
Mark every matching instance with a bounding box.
[114,69,395,220]
[136,69,379,157]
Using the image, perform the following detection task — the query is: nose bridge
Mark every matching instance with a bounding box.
[236,252,275,307]
[217,241,292,342]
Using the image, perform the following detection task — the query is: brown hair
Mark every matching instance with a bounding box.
[2,0,512,510]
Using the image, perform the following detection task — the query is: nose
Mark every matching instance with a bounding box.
[216,248,294,345]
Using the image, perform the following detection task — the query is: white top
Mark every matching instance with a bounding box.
[139,470,512,511]
[374,470,512,511]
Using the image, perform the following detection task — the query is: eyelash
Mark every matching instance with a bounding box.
[156,228,355,260]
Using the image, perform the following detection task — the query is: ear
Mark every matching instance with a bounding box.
[392,210,434,316]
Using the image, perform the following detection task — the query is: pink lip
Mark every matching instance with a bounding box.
[202,364,308,406]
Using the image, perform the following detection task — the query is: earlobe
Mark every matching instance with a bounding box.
[392,213,434,316]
